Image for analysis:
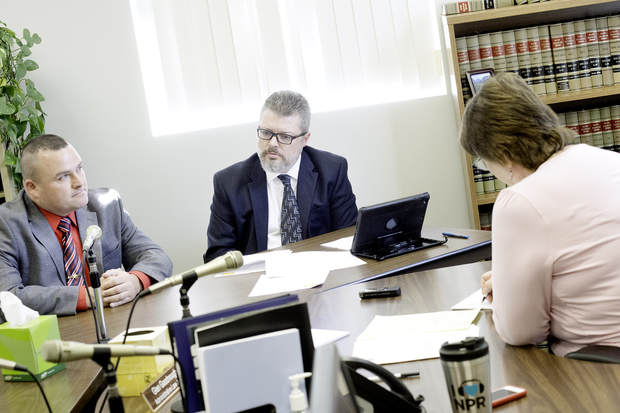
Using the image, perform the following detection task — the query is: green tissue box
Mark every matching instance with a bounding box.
[0,314,65,381]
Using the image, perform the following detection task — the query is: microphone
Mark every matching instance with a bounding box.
[0,357,27,372]
[82,225,102,251]
[41,340,171,363]
[139,250,243,297]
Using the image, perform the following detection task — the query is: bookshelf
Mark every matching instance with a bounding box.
[0,145,16,204]
[443,0,620,229]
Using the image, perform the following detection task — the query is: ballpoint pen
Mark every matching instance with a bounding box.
[442,232,470,239]
[368,371,420,382]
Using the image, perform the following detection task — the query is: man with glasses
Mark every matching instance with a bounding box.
[204,90,357,262]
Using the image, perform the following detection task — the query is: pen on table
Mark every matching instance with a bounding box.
[368,371,420,382]
[442,232,469,239]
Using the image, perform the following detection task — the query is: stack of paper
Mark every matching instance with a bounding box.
[249,251,365,297]
[352,309,480,364]
[451,289,493,311]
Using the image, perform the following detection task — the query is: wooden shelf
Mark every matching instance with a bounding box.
[476,192,499,206]
[542,84,620,106]
[447,0,620,37]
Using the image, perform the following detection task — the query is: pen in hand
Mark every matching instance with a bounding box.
[368,371,420,382]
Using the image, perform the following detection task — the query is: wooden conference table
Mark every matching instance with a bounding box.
[1,226,497,412]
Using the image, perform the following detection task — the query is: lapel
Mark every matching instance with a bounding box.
[248,159,268,252]
[75,202,103,274]
[24,193,66,284]
[296,150,318,236]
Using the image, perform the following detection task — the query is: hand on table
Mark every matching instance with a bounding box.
[481,270,493,304]
[101,268,142,307]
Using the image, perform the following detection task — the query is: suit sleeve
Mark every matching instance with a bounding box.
[116,196,173,282]
[491,190,553,346]
[204,173,238,263]
[0,214,79,318]
[329,158,358,230]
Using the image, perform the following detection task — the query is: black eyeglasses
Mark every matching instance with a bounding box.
[257,128,307,145]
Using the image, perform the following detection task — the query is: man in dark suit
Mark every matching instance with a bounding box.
[204,91,357,262]
[0,134,172,317]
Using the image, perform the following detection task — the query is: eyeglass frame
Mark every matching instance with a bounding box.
[256,128,308,145]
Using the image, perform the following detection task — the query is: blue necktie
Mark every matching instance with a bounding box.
[278,174,303,245]
[58,217,84,286]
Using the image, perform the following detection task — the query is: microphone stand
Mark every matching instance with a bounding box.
[92,353,124,413]
[179,277,197,319]
[88,249,109,343]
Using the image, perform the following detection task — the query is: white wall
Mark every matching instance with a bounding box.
[3,0,471,272]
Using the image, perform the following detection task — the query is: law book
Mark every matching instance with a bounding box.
[466,35,483,70]
[482,171,496,194]
[600,106,615,151]
[502,30,520,74]
[549,23,570,93]
[468,0,485,12]
[479,211,492,231]
[496,0,514,8]
[596,17,615,86]
[473,166,485,195]
[612,105,620,152]
[577,109,593,146]
[585,18,604,88]
[527,26,547,95]
[562,21,581,91]
[609,15,620,84]
[565,111,580,141]
[490,31,507,72]
[494,177,507,191]
[557,111,566,126]
[574,20,593,90]
[456,37,473,103]
[515,28,532,85]
[484,0,495,9]
[590,108,604,148]
[538,25,557,95]
[478,33,495,69]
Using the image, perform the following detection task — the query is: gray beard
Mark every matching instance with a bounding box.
[258,150,293,174]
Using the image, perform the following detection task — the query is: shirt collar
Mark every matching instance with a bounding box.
[265,152,302,183]
[37,206,78,229]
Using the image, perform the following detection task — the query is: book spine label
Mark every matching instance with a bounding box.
[574,20,593,90]
[473,166,485,195]
[585,18,603,88]
[484,0,495,9]
[539,25,557,94]
[527,26,546,95]
[457,37,473,102]
[478,33,494,69]
[502,30,519,73]
[565,111,580,144]
[562,21,581,91]
[590,108,604,148]
[609,16,620,84]
[490,31,507,72]
[577,109,593,146]
[612,105,620,151]
[550,23,570,93]
[600,106,615,149]
[596,17,614,86]
[466,35,482,70]
[514,28,531,82]
[457,1,470,14]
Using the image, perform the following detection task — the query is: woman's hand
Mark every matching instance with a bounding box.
[481,271,493,303]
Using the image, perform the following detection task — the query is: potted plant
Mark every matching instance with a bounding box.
[0,20,45,199]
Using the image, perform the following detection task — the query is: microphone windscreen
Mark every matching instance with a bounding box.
[41,340,62,363]
[225,250,244,269]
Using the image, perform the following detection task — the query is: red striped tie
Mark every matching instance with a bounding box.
[58,217,84,286]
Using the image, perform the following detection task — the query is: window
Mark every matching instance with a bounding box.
[130,0,444,136]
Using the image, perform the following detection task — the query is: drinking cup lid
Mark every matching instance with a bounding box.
[439,336,488,361]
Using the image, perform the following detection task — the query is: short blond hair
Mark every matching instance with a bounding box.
[459,72,577,170]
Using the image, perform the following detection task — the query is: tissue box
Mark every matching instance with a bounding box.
[0,315,65,381]
[110,326,173,396]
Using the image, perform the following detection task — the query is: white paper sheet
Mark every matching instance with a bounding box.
[248,251,366,297]
[214,250,292,277]
[311,328,350,347]
[451,289,493,311]
[321,236,354,251]
[352,309,481,364]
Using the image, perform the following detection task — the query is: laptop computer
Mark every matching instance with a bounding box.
[350,192,446,261]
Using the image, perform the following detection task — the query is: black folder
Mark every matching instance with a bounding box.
[350,192,445,261]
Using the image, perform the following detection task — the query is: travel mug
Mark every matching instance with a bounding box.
[440,337,491,413]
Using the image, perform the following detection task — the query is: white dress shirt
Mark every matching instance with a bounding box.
[265,155,302,250]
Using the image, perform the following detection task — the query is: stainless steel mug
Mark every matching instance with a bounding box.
[440,337,491,413]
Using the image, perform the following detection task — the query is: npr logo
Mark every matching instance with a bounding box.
[450,379,487,411]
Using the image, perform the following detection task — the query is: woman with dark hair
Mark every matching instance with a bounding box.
[460,72,620,356]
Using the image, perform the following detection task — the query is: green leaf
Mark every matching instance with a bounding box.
[4,150,18,166]
[15,62,26,80]
[23,29,31,41]
[23,59,38,71]
[21,45,31,57]
[26,82,44,102]
[15,121,27,138]
[0,95,15,115]
[15,109,28,122]
[31,33,41,44]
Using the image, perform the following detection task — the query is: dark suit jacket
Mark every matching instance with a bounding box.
[204,146,357,262]
[0,188,173,317]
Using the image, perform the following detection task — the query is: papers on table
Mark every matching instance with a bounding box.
[311,328,350,347]
[451,289,493,311]
[352,309,480,364]
[248,251,366,297]
[320,236,354,251]
[214,250,292,278]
